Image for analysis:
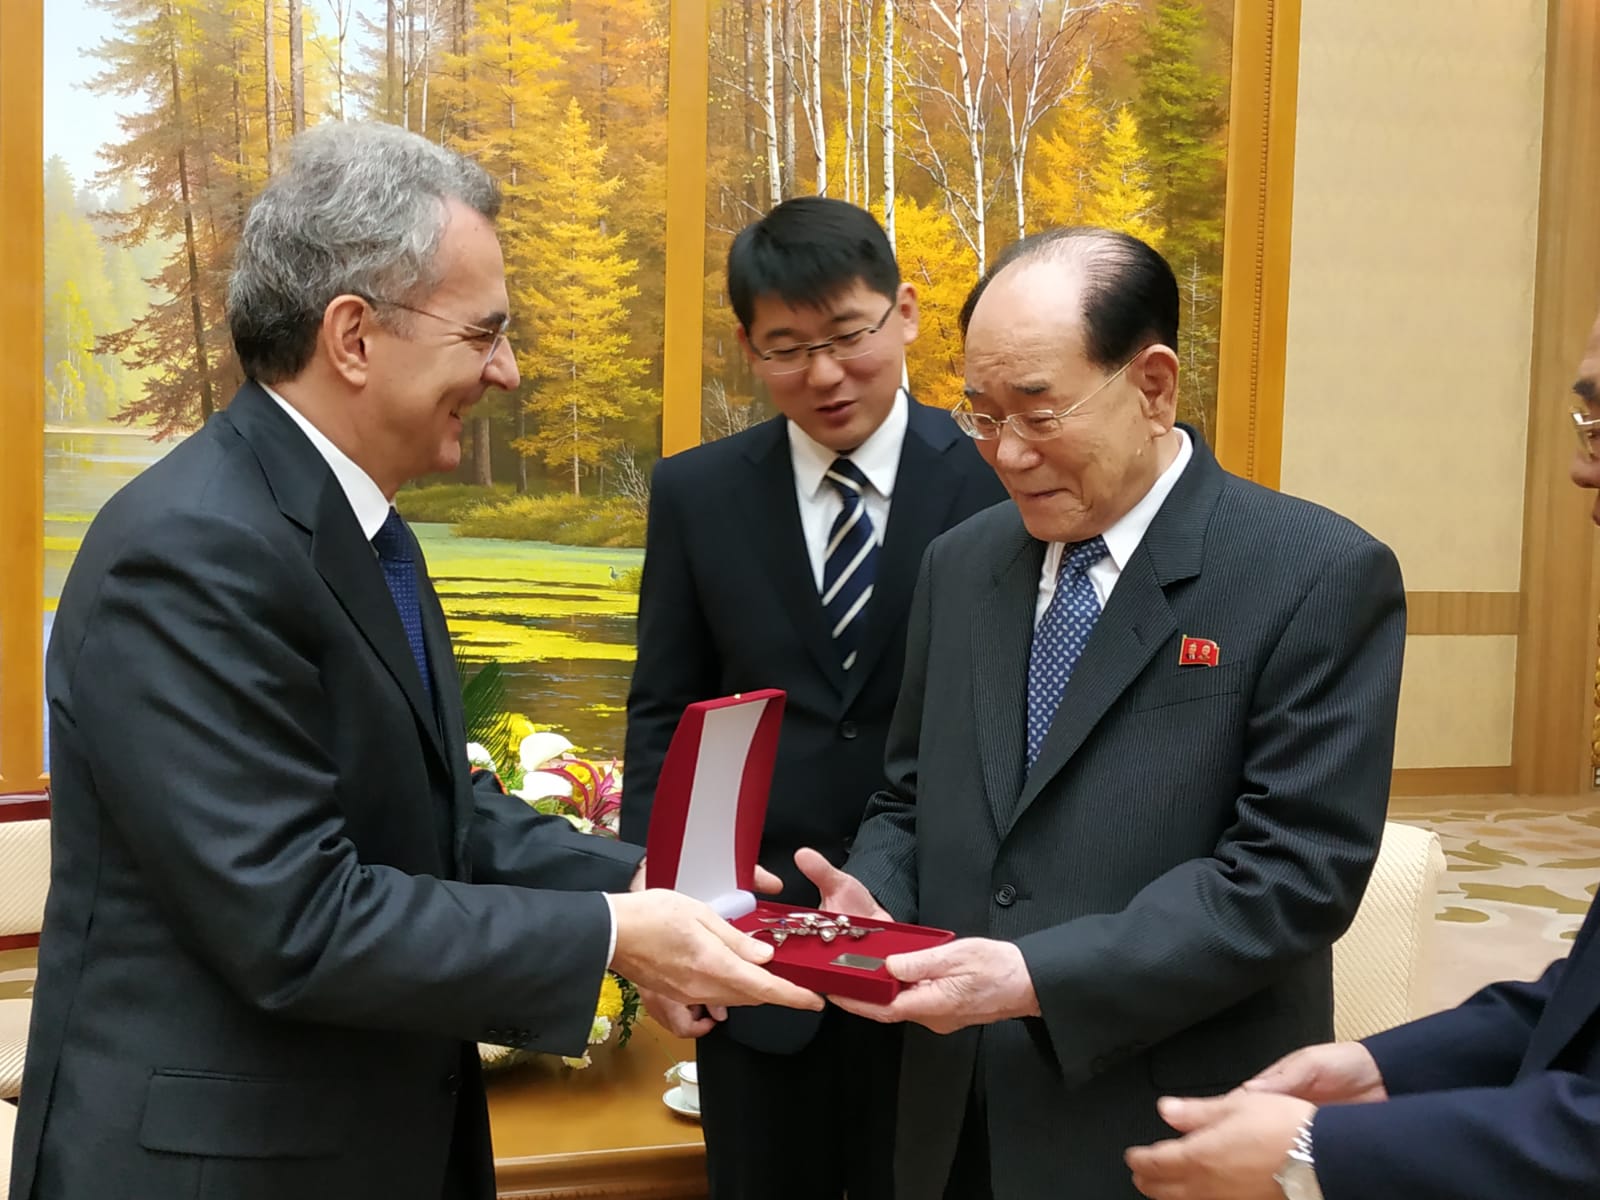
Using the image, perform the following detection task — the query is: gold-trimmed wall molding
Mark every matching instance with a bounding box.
[1511,0,1600,796]
[1214,0,1300,488]
[0,0,46,793]
[658,0,709,457]
[1390,769,1515,801]
[1405,592,1521,637]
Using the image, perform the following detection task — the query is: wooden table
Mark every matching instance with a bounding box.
[488,1019,708,1200]
[2,949,706,1199]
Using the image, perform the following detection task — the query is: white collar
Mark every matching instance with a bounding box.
[788,387,910,501]
[262,383,394,541]
[1097,427,1193,570]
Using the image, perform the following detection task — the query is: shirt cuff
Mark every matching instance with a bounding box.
[602,892,618,968]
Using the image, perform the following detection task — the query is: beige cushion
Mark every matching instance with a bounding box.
[0,820,49,938]
[0,1100,12,1200]
[0,1000,28,1102]
[1332,820,1446,1042]
[0,1096,14,1200]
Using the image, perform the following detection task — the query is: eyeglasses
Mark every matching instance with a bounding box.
[952,356,1137,442]
[752,299,897,376]
[365,296,511,370]
[1572,407,1600,461]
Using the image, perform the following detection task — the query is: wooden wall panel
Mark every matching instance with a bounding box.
[1511,0,1600,795]
[0,0,46,794]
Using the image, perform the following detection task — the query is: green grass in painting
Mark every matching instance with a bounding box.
[453,493,647,548]
[396,482,515,523]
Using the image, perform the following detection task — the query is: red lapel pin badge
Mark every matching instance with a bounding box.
[1179,635,1220,667]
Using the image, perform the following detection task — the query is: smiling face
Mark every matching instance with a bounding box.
[962,259,1179,544]
[356,200,519,494]
[738,279,918,453]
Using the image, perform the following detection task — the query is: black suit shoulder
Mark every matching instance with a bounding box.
[1205,471,1398,587]
[649,418,785,499]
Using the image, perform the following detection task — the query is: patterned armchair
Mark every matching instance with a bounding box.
[1,1087,16,1200]
[1332,820,1447,1041]
[0,795,49,1105]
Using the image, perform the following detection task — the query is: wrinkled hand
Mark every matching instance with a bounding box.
[1243,1040,1387,1106]
[794,848,891,921]
[610,889,823,1012]
[827,937,1038,1034]
[639,983,726,1039]
[1125,1092,1315,1200]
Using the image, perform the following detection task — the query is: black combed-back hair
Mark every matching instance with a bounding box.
[958,226,1179,367]
[727,196,900,329]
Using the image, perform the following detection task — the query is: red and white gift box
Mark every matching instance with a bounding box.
[645,690,954,1004]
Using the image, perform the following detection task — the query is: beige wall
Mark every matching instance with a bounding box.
[1280,0,1547,768]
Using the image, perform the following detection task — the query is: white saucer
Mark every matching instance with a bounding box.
[662,1085,701,1120]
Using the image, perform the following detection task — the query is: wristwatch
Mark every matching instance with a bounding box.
[1273,1117,1324,1200]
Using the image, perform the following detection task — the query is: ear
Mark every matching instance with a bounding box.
[1130,344,1180,430]
[735,323,761,367]
[897,282,921,345]
[324,294,374,387]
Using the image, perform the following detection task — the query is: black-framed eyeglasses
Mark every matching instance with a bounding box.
[951,355,1138,442]
[752,299,898,376]
[365,295,511,370]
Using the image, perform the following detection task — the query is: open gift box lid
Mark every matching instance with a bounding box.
[645,690,953,1004]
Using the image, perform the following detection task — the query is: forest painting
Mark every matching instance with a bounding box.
[43,0,1231,758]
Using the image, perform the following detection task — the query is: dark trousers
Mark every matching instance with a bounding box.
[941,1085,993,1200]
[697,1006,901,1200]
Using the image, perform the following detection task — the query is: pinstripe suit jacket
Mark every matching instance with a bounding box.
[845,430,1407,1200]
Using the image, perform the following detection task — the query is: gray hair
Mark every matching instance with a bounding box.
[228,121,501,383]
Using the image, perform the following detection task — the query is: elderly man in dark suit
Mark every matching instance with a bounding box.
[10,122,816,1200]
[1124,305,1600,1200]
[802,226,1407,1200]
[620,197,1005,1200]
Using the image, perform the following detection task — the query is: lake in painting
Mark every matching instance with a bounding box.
[45,429,639,758]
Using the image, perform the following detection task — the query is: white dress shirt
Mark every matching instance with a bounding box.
[264,385,392,539]
[1034,427,1193,625]
[264,386,621,965]
[788,388,910,591]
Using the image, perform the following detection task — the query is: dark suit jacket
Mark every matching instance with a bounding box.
[621,399,1006,1052]
[844,431,1407,1200]
[11,383,641,1200]
[1315,897,1600,1198]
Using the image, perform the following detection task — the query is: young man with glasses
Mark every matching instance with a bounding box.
[621,196,1006,1200]
[797,226,1408,1199]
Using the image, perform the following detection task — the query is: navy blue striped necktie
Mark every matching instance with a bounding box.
[821,458,879,671]
[372,507,434,705]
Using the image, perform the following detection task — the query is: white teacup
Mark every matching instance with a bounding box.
[666,1060,700,1111]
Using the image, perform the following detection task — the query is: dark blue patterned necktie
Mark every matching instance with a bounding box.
[372,507,433,705]
[821,457,880,671]
[1026,536,1109,767]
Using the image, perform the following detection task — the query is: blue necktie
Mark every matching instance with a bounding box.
[1026,536,1109,767]
[821,458,879,671]
[372,507,434,706]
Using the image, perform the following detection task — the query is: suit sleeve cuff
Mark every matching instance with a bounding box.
[603,892,618,968]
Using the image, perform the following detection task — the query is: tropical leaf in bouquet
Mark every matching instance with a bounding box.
[457,654,517,777]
